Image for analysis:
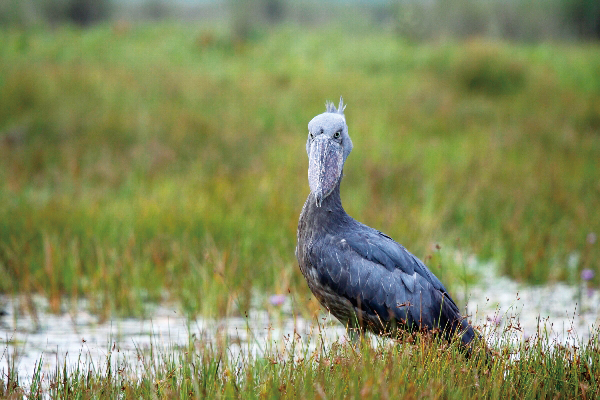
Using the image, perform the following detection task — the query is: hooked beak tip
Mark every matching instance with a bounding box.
[315,194,323,207]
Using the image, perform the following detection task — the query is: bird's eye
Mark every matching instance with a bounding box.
[334,130,341,139]
[320,128,324,134]
[309,132,313,139]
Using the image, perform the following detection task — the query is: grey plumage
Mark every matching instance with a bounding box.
[325,98,346,114]
[296,97,477,346]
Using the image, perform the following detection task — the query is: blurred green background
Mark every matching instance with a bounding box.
[0,0,599,319]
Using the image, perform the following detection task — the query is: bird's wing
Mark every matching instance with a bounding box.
[309,230,463,331]
[346,228,448,293]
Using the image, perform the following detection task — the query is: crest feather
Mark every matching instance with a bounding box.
[325,96,346,115]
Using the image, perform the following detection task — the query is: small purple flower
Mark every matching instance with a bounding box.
[587,232,597,245]
[269,294,286,306]
[581,269,594,281]
[487,315,502,326]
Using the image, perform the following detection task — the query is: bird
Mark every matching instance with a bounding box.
[296,97,478,348]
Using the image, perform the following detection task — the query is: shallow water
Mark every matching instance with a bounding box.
[0,296,349,388]
[1,270,599,388]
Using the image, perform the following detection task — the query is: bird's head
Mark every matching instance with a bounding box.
[306,97,353,207]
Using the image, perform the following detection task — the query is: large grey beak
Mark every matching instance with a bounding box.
[308,136,344,207]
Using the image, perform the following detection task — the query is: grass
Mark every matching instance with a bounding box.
[2,323,599,399]
[0,22,599,322]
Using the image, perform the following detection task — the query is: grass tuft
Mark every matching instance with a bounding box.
[2,324,599,398]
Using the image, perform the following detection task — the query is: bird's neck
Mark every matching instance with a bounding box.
[300,179,349,231]
[316,182,343,210]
